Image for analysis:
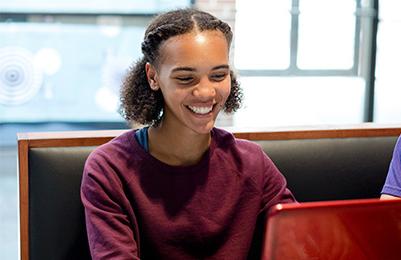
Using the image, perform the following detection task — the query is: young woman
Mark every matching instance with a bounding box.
[81,8,295,259]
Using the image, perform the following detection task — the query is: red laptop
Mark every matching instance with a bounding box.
[262,198,401,260]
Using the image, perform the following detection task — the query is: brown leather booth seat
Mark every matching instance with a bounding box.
[18,125,401,260]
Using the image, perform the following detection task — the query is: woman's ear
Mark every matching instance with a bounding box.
[145,62,159,91]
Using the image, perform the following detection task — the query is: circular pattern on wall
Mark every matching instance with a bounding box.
[0,46,43,105]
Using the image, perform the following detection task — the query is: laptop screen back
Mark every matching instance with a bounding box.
[262,199,401,260]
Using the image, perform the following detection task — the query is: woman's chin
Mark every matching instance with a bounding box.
[189,120,216,135]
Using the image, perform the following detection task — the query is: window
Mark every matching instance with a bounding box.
[0,0,191,123]
[235,0,360,76]
[297,0,356,70]
[233,0,374,127]
[0,0,190,14]
[235,0,291,70]
[374,1,401,123]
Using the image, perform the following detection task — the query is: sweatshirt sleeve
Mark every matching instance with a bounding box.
[381,136,401,197]
[260,152,297,213]
[80,150,141,260]
[246,148,297,260]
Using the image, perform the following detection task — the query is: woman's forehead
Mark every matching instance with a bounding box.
[157,30,229,69]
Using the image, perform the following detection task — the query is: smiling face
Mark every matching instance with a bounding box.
[146,30,231,135]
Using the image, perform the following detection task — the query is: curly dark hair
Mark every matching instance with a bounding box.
[119,8,243,126]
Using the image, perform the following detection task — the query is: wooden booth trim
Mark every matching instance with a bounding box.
[17,123,401,259]
[18,139,29,260]
[17,123,401,148]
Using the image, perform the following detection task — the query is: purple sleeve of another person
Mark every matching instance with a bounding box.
[381,136,401,197]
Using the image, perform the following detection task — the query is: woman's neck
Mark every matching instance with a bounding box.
[148,123,211,166]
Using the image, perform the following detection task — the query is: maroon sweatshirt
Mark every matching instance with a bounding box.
[81,128,295,259]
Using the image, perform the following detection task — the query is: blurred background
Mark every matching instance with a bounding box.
[1,0,400,259]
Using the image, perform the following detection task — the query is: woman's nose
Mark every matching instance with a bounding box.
[192,78,216,98]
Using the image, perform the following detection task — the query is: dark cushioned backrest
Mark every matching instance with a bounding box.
[26,135,398,259]
[29,146,95,260]
[257,136,398,202]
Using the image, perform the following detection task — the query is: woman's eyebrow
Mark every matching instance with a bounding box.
[171,65,229,73]
[212,65,229,70]
[171,67,196,73]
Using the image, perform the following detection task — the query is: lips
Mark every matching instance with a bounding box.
[187,105,214,114]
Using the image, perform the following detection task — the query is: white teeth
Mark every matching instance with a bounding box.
[188,105,213,114]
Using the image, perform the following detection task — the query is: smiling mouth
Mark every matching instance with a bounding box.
[187,105,215,115]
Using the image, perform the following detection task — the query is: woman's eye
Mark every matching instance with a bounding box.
[176,77,194,83]
[211,74,227,81]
